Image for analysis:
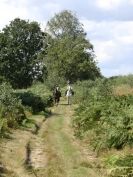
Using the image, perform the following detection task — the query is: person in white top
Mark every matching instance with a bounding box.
[65,81,74,105]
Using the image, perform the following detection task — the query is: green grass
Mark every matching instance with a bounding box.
[39,104,101,177]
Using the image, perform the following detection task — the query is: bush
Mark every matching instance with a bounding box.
[15,83,53,114]
[45,74,66,90]
[72,78,133,177]
[73,79,133,150]
[16,91,52,114]
[109,74,133,87]
[0,83,27,135]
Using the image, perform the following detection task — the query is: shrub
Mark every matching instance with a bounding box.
[0,83,26,135]
[16,91,50,114]
[15,83,53,114]
[73,79,133,150]
[73,78,133,177]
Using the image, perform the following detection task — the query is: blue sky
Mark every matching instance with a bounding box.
[0,0,133,77]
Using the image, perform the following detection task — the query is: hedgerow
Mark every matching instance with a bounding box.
[15,83,53,114]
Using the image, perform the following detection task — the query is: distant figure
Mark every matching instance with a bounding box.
[65,81,74,105]
[53,86,61,106]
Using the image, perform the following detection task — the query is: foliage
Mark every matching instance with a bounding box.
[0,83,27,135]
[16,91,52,114]
[73,79,102,103]
[0,75,6,84]
[45,72,66,90]
[72,79,133,150]
[105,155,133,177]
[46,10,85,38]
[45,10,101,83]
[109,74,133,87]
[0,18,46,88]
[15,83,53,114]
[109,74,133,96]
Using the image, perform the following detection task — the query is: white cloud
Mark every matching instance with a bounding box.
[102,64,133,77]
[129,0,133,5]
[117,35,133,45]
[0,0,63,30]
[0,0,32,29]
[44,2,61,13]
[81,19,133,76]
[93,40,116,63]
[96,0,123,10]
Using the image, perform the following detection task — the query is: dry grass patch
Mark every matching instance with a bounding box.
[113,84,133,95]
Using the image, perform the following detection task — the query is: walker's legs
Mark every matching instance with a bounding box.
[67,96,69,105]
[67,96,71,105]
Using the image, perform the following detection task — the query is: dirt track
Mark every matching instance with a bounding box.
[0,100,105,177]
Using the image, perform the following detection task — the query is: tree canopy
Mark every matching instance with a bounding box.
[45,10,101,84]
[46,10,85,38]
[0,18,45,88]
[0,10,102,88]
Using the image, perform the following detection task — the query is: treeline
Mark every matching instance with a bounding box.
[0,10,101,136]
[72,76,133,176]
[0,10,101,89]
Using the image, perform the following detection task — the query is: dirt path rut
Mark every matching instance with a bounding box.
[0,100,105,177]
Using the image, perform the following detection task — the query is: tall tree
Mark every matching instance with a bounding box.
[46,10,85,38]
[45,10,101,83]
[0,18,46,88]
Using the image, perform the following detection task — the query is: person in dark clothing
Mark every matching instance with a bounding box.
[53,86,61,106]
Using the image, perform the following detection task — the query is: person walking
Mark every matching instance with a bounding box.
[65,81,74,105]
[53,85,61,106]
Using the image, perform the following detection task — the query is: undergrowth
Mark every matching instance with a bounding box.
[72,78,133,176]
[0,82,27,136]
